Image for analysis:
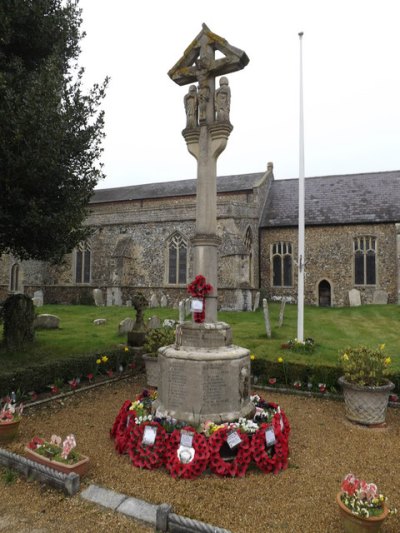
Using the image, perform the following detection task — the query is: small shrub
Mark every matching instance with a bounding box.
[143,327,176,356]
[339,344,392,386]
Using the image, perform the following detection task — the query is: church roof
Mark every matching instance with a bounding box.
[260,170,400,227]
[91,173,264,204]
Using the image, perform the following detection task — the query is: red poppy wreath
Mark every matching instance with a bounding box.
[111,400,135,454]
[208,427,251,478]
[127,421,167,470]
[164,426,210,479]
[251,415,290,474]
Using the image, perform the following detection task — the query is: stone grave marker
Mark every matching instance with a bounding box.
[160,295,168,308]
[106,287,122,306]
[278,298,287,327]
[348,289,361,307]
[118,317,135,335]
[149,293,159,308]
[34,314,60,329]
[263,298,272,338]
[93,289,104,307]
[253,291,260,311]
[372,290,388,304]
[148,315,161,329]
[93,318,106,326]
[32,290,43,307]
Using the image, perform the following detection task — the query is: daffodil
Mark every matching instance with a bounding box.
[96,358,101,365]
[277,357,284,363]
[102,355,109,363]
[250,354,255,361]
[379,344,385,351]
[384,357,391,366]
[342,353,349,361]
[124,346,129,352]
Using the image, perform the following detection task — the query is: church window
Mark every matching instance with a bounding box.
[272,242,292,287]
[168,233,188,285]
[354,236,376,285]
[75,242,91,284]
[10,263,20,292]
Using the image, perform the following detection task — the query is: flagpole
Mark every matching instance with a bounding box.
[297,32,305,342]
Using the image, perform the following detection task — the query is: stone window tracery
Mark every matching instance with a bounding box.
[167,233,188,285]
[271,242,292,287]
[75,242,91,284]
[354,236,376,285]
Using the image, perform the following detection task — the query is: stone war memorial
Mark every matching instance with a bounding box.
[111,25,290,481]
[154,23,253,424]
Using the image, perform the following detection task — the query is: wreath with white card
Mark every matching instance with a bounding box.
[208,426,252,477]
[127,421,167,470]
[164,426,210,479]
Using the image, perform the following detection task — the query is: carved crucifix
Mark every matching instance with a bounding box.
[168,24,249,322]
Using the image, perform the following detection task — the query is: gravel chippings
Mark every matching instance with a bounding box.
[1,376,399,533]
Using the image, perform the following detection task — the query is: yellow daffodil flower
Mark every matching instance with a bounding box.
[342,353,349,361]
[277,357,284,363]
[384,357,391,366]
[124,346,129,352]
[250,354,255,361]
[96,358,101,365]
[379,344,385,351]
[102,355,109,363]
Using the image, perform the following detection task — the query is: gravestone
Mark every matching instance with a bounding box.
[233,289,244,311]
[118,317,135,335]
[253,291,260,311]
[93,318,107,326]
[348,289,361,307]
[93,289,104,307]
[154,25,253,424]
[160,295,168,308]
[148,315,162,329]
[278,298,287,327]
[106,287,122,306]
[244,290,252,311]
[149,293,159,308]
[263,298,272,338]
[32,290,43,307]
[34,314,60,329]
[372,290,388,304]
[126,299,132,307]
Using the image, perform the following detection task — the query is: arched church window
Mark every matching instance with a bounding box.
[75,242,91,284]
[354,236,376,285]
[168,233,188,285]
[10,263,20,292]
[271,242,292,287]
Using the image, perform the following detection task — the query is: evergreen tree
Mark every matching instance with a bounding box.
[0,0,108,262]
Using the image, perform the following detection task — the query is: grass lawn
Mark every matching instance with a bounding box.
[0,303,399,373]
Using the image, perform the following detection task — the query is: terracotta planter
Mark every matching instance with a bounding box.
[336,492,388,533]
[25,447,90,477]
[0,419,21,444]
[142,354,159,388]
[338,376,395,426]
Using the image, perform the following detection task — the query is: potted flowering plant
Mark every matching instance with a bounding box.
[337,473,396,532]
[338,344,395,425]
[25,434,90,477]
[0,396,23,443]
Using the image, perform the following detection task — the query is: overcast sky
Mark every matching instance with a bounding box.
[78,0,400,190]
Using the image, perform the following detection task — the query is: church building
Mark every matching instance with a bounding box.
[1,165,399,308]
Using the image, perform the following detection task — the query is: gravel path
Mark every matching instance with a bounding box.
[1,375,399,533]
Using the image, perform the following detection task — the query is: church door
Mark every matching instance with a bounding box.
[318,280,331,307]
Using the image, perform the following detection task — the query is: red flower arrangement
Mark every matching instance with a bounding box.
[208,427,252,477]
[187,275,213,323]
[164,426,210,479]
[111,400,134,454]
[251,414,290,474]
[127,421,167,470]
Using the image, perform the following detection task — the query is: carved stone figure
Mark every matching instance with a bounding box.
[184,85,198,128]
[215,76,230,122]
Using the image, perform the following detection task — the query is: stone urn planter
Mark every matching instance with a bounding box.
[338,376,395,426]
[142,354,160,388]
[25,446,90,477]
[0,419,21,444]
[336,492,389,533]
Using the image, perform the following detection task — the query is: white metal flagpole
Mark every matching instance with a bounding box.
[297,32,305,342]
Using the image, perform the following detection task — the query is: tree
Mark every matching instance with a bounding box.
[0,0,108,262]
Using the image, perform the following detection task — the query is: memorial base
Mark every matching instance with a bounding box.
[153,322,254,424]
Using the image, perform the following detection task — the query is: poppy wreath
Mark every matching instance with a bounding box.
[267,401,291,438]
[164,426,210,479]
[110,400,134,454]
[208,427,252,477]
[127,421,167,470]
[187,275,213,323]
[251,415,290,474]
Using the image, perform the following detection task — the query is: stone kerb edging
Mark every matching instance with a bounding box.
[0,448,80,495]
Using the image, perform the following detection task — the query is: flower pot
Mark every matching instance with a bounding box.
[338,376,395,426]
[336,492,388,533]
[142,354,160,388]
[0,419,21,444]
[25,447,90,477]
